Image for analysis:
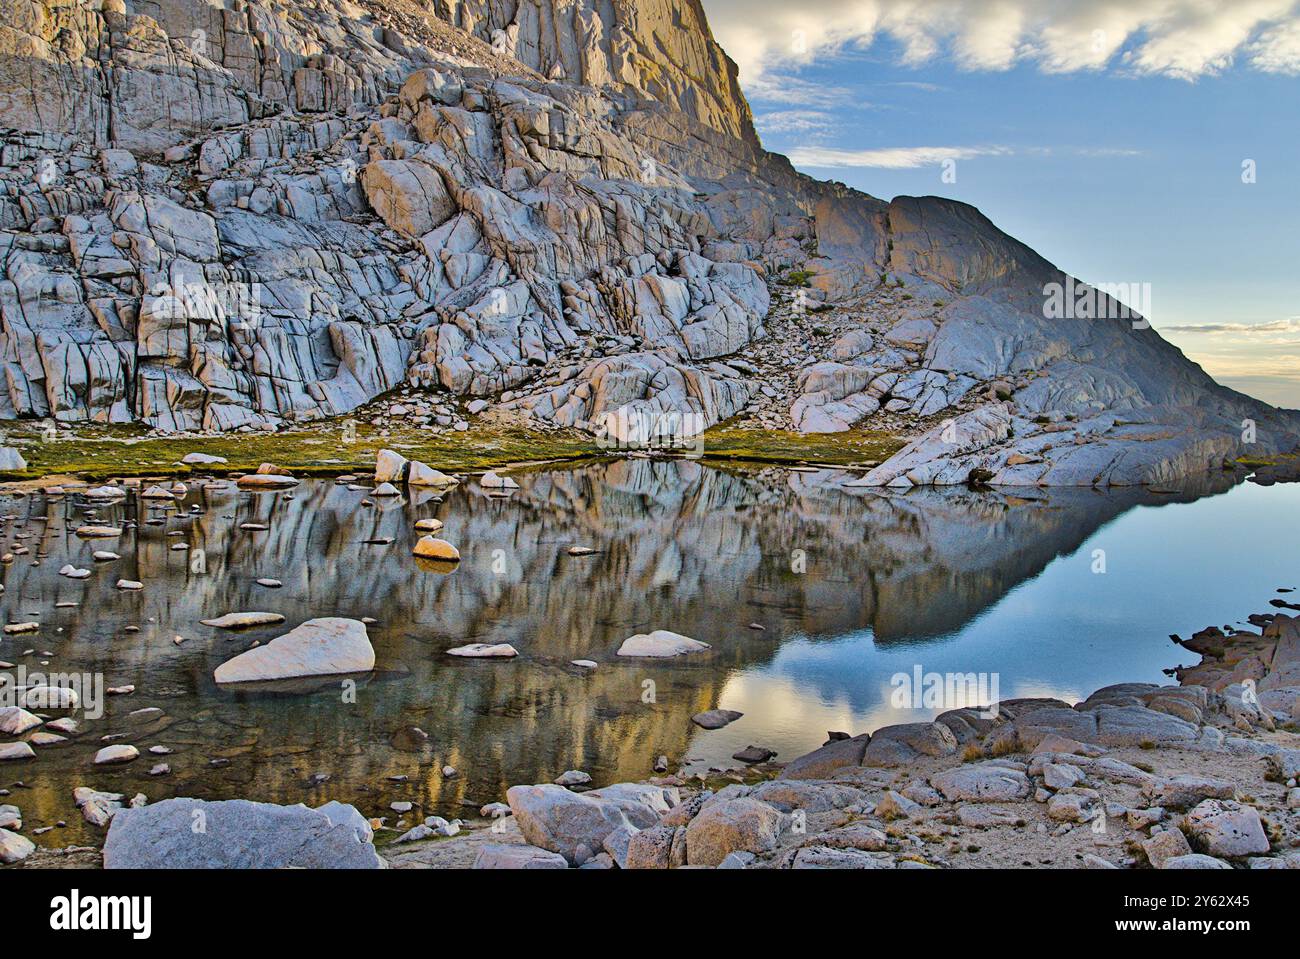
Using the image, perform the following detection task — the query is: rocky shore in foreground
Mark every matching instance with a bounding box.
[380,607,1300,870]
[9,601,1299,870]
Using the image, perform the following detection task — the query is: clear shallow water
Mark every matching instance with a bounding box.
[1,460,1297,846]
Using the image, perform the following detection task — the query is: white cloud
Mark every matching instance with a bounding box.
[703,0,1300,83]
[783,143,1141,169]
[753,109,840,139]
[788,144,1013,169]
[1161,319,1300,334]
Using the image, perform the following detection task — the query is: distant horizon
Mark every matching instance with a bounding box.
[705,0,1300,409]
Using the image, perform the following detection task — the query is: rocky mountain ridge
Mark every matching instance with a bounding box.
[1,0,1296,486]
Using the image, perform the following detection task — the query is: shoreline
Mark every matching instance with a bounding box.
[13,599,1299,870]
[0,421,904,485]
[380,604,1300,870]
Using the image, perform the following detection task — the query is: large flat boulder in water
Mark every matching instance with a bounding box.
[214,618,373,684]
[616,630,710,658]
[103,798,383,868]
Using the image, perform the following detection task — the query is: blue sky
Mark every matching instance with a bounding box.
[703,1,1300,408]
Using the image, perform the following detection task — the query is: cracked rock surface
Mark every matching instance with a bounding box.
[0,0,1296,484]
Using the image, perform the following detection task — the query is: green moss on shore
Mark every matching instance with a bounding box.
[699,425,903,467]
[0,420,905,482]
[0,422,599,482]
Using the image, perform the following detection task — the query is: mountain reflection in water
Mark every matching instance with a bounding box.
[3,459,1297,846]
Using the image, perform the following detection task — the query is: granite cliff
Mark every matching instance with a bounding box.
[0,0,1295,486]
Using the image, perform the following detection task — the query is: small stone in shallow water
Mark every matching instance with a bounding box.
[256,578,282,588]
[692,709,744,730]
[447,643,518,658]
[567,546,596,556]
[201,611,286,629]
[733,745,778,764]
[94,744,139,765]
[414,518,444,533]
[0,742,36,761]
[0,707,42,735]
[571,659,598,669]
[617,630,711,658]
[554,770,592,787]
[22,685,78,709]
[116,580,143,591]
[481,471,519,490]
[92,550,120,561]
[236,474,299,490]
[442,766,458,778]
[74,522,122,537]
[412,536,460,562]
[0,828,35,864]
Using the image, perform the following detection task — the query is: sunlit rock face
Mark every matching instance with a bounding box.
[0,0,1296,482]
[0,462,1238,843]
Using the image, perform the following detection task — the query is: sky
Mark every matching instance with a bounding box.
[701,0,1300,409]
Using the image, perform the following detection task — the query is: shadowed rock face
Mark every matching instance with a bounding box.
[0,0,1295,478]
[0,460,1242,843]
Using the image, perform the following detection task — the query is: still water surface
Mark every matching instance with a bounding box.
[2,460,1297,844]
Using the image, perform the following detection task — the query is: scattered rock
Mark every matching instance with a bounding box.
[104,798,381,868]
[1184,799,1270,858]
[214,618,374,684]
[692,709,743,730]
[201,611,286,629]
[684,798,783,867]
[472,843,568,869]
[94,744,140,765]
[412,536,460,562]
[616,630,710,658]
[446,643,518,658]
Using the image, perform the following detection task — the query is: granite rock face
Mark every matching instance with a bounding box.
[0,0,1294,484]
